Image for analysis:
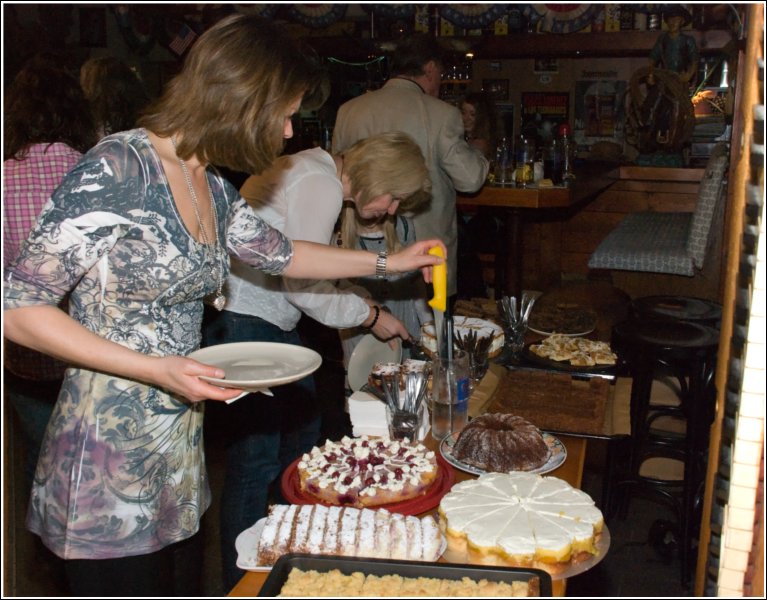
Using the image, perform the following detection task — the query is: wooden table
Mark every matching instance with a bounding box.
[228,432,587,597]
[458,163,619,298]
[228,364,592,596]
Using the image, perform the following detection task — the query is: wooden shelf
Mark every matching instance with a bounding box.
[473,30,734,59]
[303,29,734,61]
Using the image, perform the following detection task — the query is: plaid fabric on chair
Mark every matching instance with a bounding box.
[589,144,728,276]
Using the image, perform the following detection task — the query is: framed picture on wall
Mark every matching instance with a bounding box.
[79,6,107,47]
[483,79,510,102]
[534,58,559,74]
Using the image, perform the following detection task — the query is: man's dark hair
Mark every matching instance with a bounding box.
[390,34,445,77]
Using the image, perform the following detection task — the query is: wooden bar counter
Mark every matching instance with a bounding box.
[458,163,619,297]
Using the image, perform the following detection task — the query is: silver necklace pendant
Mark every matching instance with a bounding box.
[172,137,227,312]
[212,292,226,311]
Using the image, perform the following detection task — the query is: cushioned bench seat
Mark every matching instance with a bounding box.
[588,211,696,275]
[588,144,729,277]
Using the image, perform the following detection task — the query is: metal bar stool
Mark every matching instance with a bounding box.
[609,318,719,587]
[631,295,722,329]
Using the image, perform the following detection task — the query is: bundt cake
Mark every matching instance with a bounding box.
[451,413,550,473]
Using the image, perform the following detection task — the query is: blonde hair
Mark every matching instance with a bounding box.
[338,132,431,252]
[139,14,323,174]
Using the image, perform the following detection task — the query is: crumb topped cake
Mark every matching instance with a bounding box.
[298,436,438,507]
[439,472,604,574]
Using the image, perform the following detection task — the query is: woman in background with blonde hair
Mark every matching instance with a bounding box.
[204,130,431,589]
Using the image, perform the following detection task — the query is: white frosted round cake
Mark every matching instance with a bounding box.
[420,317,504,358]
[439,472,603,573]
[298,436,438,508]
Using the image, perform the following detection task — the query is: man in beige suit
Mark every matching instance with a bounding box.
[333,35,489,299]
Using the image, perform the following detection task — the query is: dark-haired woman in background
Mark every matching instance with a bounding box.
[80,55,151,139]
[3,54,98,489]
[459,91,498,160]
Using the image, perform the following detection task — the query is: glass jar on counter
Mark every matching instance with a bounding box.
[543,140,564,185]
[494,137,513,185]
[514,135,535,188]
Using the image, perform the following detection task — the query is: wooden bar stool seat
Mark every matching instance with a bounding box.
[608,318,719,587]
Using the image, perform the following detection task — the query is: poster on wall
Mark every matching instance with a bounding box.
[519,92,569,147]
[573,79,627,154]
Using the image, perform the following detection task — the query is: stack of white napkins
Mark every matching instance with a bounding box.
[348,390,429,440]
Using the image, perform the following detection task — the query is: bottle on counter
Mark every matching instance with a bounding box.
[543,138,564,185]
[558,123,575,186]
[494,137,512,185]
[514,135,535,188]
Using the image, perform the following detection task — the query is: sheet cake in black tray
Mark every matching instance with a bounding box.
[258,553,552,597]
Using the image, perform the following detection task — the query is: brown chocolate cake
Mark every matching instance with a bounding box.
[451,413,550,473]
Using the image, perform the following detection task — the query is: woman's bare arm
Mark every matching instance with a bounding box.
[285,238,445,281]
[3,305,243,403]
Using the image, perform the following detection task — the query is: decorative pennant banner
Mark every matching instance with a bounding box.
[364,4,418,19]
[233,4,280,19]
[286,4,348,29]
[524,4,603,33]
[439,4,509,29]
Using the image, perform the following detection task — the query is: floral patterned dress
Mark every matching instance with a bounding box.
[3,129,293,559]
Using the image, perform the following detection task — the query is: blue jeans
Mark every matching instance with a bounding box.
[201,307,320,590]
[4,369,61,490]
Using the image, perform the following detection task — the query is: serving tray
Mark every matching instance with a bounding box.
[258,553,552,597]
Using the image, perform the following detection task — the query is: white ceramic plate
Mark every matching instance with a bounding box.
[528,325,595,337]
[347,334,402,392]
[189,342,321,391]
[440,432,567,476]
[236,518,271,572]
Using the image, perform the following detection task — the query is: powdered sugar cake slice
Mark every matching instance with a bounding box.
[389,512,409,560]
[256,504,288,566]
[275,504,298,557]
[323,506,342,555]
[306,504,329,554]
[291,505,313,553]
[405,515,423,560]
[339,507,360,555]
[355,508,377,558]
[421,515,443,562]
[372,509,392,558]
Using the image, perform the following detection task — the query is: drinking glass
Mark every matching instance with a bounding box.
[430,350,471,440]
[386,404,423,441]
[498,293,537,363]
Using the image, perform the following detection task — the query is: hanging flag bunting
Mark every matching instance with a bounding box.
[439,4,509,29]
[233,4,280,19]
[364,4,417,19]
[523,4,603,33]
[286,4,348,29]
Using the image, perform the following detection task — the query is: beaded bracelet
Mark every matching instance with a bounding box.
[365,305,381,329]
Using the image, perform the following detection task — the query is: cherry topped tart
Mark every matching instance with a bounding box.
[297,436,439,508]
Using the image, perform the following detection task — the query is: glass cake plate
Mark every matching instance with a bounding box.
[439,431,567,476]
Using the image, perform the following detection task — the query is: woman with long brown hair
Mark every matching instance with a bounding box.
[3,15,444,596]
